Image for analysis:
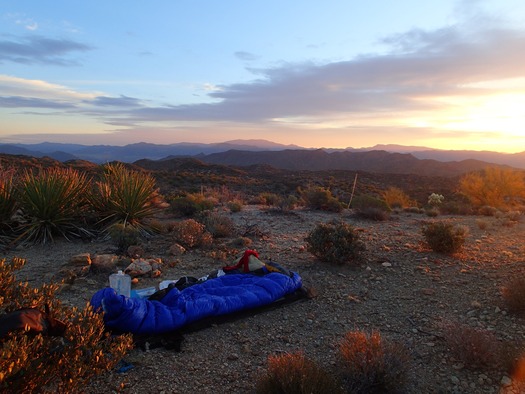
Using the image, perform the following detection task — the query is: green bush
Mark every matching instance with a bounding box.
[338,331,411,394]
[422,221,468,254]
[0,257,133,393]
[107,222,141,253]
[168,193,216,217]
[198,211,236,238]
[302,187,343,212]
[305,221,365,265]
[92,163,166,234]
[256,352,342,394]
[227,200,243,213]
[351,195,391,221]
[15,167,93,245]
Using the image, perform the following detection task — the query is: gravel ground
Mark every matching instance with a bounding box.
[5,206,525,393]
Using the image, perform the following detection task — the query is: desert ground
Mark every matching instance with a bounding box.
[4,203,525,393]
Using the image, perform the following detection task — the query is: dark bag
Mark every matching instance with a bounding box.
[0,305,67,339]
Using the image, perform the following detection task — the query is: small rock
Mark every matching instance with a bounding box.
[91,254,118,273]
[470,300,482,308]
[450,375,460,385]
[68,253,92,267]
[382,262,392,267]
[500,376,512,387]
[421,288,435,296]
[169,243,186,256]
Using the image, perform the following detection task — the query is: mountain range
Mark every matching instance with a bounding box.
[0,139,524,177]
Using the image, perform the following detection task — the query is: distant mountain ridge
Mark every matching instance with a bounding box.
[0,140,523,176]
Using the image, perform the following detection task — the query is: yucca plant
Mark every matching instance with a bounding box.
[14,167,93,245]
[92,163,166,234]
[0,168,18,224]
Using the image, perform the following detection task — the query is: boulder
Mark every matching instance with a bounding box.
[91,254,118,273]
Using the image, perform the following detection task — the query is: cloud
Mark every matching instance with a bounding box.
[88,95,143,107]
[234,51,259,61]
[126,22,525,125]
[0,96,76,109]
[0,35,93,65]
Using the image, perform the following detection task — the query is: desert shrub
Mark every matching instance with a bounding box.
[92,163,166,234]
[198,211,236,238]
[351,195,391,221]
[338,330,411,394]
[301,187,343,212]
[422,221,469,254]
[0,257,133,393]
[169,218,213,248]
[107,222,141,253]
[425,207,440,217]
[305,221,365,265]
[382,187,414,209]
[439,200,473,215]
[227,200,243,212]
[441,321,505,369]
[502,277,525,314]
[427,193,444,207]
[476,218,490,230]
[259,192,281,206]
[478,205,498,217]
[256,352,342,394]
[15,167,94,245]
[404,206,424,214]
[169,193,216,217]
[459,167,525,209]
[276,195,299,212]
[0,167,17,225]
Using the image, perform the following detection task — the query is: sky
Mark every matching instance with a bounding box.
[1,0,525,153]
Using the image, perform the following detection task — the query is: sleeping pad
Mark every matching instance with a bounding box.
[90,271,302,335]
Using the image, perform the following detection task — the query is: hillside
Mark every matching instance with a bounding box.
[198,149,513,177]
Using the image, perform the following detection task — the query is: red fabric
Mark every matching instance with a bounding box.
[223,250,259,272]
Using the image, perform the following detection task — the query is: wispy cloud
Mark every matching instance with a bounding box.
[234,51,259,61]
[0,34,93,65]
[0,96,76,109]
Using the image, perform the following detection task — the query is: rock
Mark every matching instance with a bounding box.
[91,254,118,273]
[500,376,512,387]
[382,262,392,267]
[470,300,482,308]
[169,243,186,256]
[125,259,153,277]
[450,375,460,385]
[68,253,92,267]
[421,288,435,296]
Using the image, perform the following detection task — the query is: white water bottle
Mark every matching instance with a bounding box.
[109,270,131,298]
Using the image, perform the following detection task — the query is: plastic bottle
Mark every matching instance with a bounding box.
[109,270,131,298]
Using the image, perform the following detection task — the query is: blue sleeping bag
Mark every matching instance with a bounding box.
[90,272,302,335]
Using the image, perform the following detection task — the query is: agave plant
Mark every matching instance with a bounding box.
[92,163,166,234]
[15,167,93,245]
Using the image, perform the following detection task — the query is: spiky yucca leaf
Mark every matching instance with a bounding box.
[92,163,165,233]
[15,167,93,245]
[0,168,17,224]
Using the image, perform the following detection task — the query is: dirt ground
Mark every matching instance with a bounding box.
[4,206,525,393]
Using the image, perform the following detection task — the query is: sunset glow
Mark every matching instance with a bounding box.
[1,1,525,152]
